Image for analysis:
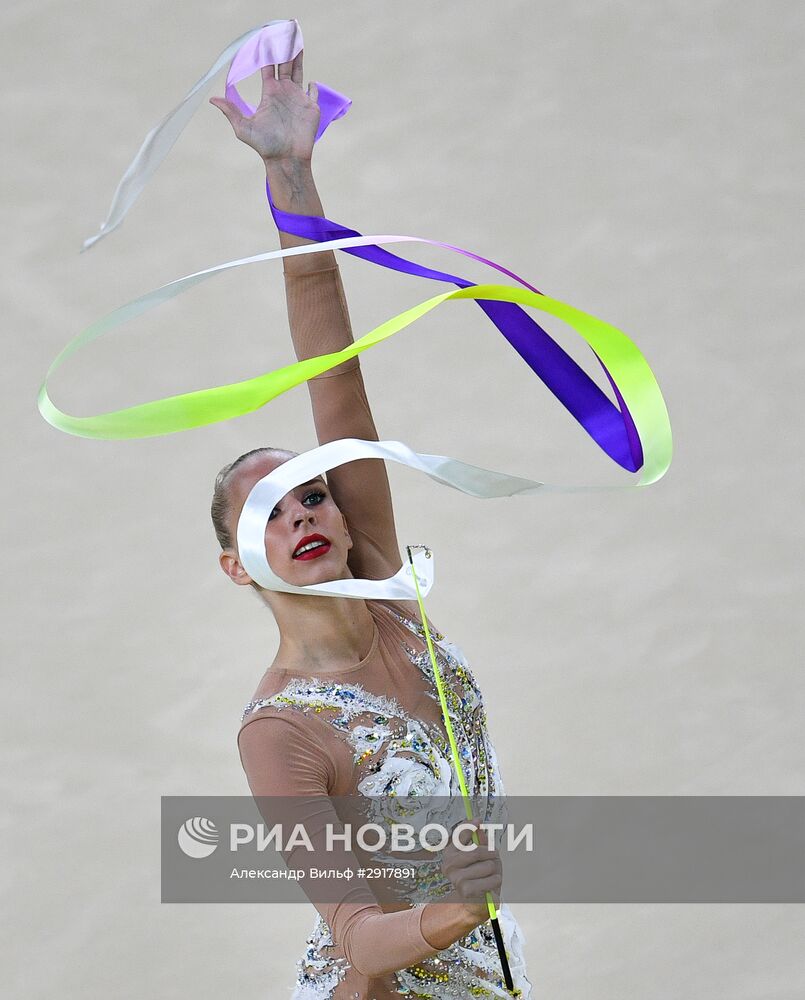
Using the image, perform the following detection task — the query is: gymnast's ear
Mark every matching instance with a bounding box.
[219,549,254,587]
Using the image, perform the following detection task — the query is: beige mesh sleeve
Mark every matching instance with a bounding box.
[281,265,403,581]
[237,712,441,976]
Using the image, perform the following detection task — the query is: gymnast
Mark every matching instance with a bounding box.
[209,46,531,999]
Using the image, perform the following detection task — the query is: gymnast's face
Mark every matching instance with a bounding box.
[219,451,353,589]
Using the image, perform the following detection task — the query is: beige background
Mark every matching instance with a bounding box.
[3,0,803,997]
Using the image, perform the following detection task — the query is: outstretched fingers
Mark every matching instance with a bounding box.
[262,51,302,92]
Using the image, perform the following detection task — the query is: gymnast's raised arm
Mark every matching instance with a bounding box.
[211,49,401,582]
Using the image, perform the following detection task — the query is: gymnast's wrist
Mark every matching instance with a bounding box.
[264,156,316,204]
[419,893,484,950]
[263,153,313,173]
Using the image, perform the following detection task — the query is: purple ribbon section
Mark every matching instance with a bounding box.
[264,84,643,473]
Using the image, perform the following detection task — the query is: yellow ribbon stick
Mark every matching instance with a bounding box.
[405,546,517,994]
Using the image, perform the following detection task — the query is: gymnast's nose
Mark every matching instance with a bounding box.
[291,503,315,528]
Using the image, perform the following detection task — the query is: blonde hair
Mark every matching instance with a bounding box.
[210,447,298,550]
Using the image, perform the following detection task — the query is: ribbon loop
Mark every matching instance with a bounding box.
[44,20,671,521]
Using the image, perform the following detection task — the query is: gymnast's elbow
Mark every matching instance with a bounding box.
[338,917,402,978]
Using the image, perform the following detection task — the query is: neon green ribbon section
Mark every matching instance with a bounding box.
[38,237,671,489]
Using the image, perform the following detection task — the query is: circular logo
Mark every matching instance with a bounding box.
[177,817,220,858]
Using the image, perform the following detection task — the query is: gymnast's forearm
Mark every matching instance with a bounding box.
[266,157,359,377]
[338,899,482,977]
[265,157,335,276]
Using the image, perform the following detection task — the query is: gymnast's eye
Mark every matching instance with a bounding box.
[268,506,280,521]
[303,490,326,506]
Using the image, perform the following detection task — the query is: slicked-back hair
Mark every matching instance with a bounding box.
[210,447,297,551]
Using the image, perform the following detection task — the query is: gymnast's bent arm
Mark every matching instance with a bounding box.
[211,49,401,581]
[238,713,505,973]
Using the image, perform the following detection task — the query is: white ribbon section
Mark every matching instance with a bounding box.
[237,438,547,598]
[82,20,300,251]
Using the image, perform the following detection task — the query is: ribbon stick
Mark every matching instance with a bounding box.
[405,545,516,994]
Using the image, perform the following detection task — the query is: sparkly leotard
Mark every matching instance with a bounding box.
[238,600,533,999]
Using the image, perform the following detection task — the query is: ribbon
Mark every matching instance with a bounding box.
[269,191,644,473]
[81,19,347,251]
[237,440,439,597]
[38,240,670,488]
[266,199,644,478]
[43,19,672,488]
[242,432,663,597]
[257,23,643,475]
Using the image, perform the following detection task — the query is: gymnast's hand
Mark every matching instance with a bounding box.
[209,49,319,164]
[441,817,504,926]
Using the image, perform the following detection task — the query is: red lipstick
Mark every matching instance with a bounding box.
[292,533,332,560]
